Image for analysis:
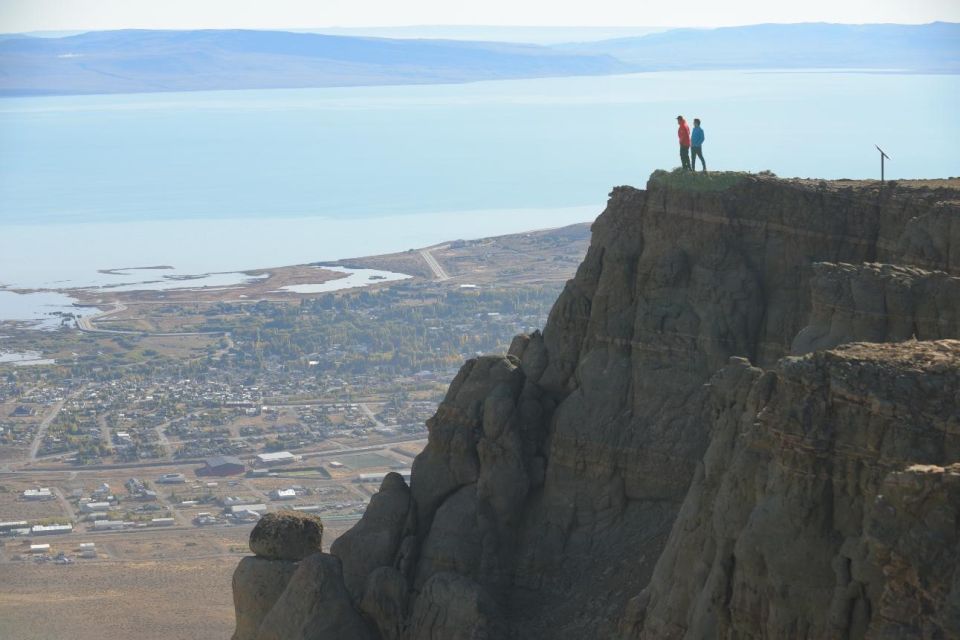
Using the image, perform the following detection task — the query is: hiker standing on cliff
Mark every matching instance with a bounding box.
[691,118,706,172]
[677,115,691,170]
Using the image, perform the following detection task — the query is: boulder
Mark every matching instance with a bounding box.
[249,511,324,561]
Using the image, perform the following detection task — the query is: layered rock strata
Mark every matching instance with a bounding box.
[232,172,960,639]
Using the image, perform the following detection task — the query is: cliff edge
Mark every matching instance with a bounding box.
[232,171,960,640]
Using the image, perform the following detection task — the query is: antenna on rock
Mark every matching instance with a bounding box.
[875,145,890,183]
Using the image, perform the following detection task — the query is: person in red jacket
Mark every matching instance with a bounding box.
[676,115,691,170]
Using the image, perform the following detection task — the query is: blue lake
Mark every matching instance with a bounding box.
[0,70,957,296]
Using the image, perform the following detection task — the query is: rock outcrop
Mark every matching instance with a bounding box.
[232,511,375,640]
[249,511,325,561]
[628,340,960,639]
[232,172,960,639]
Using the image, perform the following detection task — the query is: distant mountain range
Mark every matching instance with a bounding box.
[0,23,956,97]
[560,22,960,72]
[0,29,628,96]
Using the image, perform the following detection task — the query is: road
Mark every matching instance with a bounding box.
[29,397,67,461]
[75,302,129,333]
[5,434,426,475]
[76,301,226,337]
[419,246,450,281]
[98,414,111,451]
[153,420,173,458]
[359,403,385,428]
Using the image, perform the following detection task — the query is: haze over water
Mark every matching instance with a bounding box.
[0,69,957,292]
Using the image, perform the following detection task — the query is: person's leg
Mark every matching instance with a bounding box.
[680,145,690,169]
[691,146,699,170]
[694,147,705,171]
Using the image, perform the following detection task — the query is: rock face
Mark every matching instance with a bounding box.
[231,172,960,639]
[792,262,960,355]
[629,340,960,639]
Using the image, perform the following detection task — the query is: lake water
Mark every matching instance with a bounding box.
[281,266,412,294]
[0,290,81,328]
[0,348,56,366]
[0,70,957,313]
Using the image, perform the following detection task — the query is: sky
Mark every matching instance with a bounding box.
[0,0,958,33]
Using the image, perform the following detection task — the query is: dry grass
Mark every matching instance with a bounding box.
[0,557,238,640]
[0,519,359,640]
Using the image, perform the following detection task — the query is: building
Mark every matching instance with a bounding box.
[231,509,261,522]
[81,501,112,513]
[23,488,54,500]
[92,520,126,531]
[198,455,245,477]
[30,544,51,554]
[156,473,186,484]
[255,451,297,466]
[270,488,296,500]
[150,517,175,526]
[227,503,267,515]
[0,521,29,533]
[31,524,73,535]
[193,513,219,526]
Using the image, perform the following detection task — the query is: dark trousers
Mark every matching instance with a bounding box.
[691,146,705,170]
[680,145,690,169]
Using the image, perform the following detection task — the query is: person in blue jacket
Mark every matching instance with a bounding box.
[691,118,706,172]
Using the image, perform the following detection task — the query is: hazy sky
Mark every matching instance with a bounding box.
[1,0,958,32]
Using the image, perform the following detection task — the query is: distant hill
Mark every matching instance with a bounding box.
[0,29,629,97]
[1,23,956,98]
[308,26,668,45]
[558,22,960,72]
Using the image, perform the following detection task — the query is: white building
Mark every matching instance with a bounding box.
[31,524,73,535]
[228,503,267,514]
[81,501,112,513]
[23,488,53,500]
[255,451,297,465]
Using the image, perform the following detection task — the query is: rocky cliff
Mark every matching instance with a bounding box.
[231,171,960,640]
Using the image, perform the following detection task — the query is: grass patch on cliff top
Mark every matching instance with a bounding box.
[648,168,758,192]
